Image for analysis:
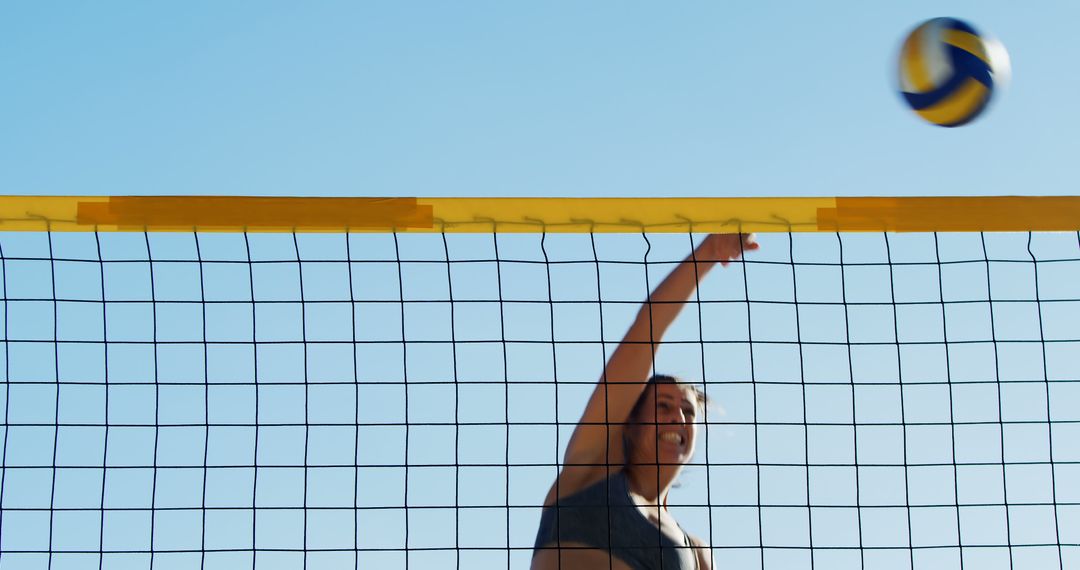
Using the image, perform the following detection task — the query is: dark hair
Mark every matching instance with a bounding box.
[626,374,708,424]
[622,374,709,465]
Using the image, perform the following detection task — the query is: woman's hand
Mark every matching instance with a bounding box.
[695,233,759,266]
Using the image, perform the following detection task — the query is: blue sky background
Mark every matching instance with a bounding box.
[1,1,1078,198]
[1,2,1079,570]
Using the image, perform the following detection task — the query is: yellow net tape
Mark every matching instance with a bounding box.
[0,195,1075,232]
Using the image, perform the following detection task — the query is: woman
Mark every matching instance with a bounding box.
[532,233,758,570]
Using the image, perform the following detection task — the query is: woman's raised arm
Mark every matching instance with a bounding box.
[560,234,758,469]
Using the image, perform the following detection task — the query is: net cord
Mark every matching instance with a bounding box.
[438,228,463,570]
[490,226,513,570]
[346,232,361,569]
[1028,233,1065,567]
[788,231,815,569]
[741,230,767,568]
[95,231,109,570]
[0,233,8,566]
[932,233,965,569]
[981,232,1016,569]
[242,232,259,569]
[391,232,410,569]
[836,234,867,569]
[538,228,562,570]
[45,227,60,568]
[884,233,917,569]
[688,229,716,567]
[290,233,312,570]
[144,231,161,570]
[194,232,212,567]
[587,230,616,570]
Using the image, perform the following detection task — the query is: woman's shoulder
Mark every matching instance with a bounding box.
[542,467,625,507]
[686,533,712,570]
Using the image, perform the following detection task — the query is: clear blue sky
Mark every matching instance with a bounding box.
[1,1,1076,198]
[0,3,1077,570]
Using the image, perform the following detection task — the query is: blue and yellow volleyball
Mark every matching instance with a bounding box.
[898,18,1008,127]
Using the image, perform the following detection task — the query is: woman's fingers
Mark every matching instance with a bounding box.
[700,233,758,265]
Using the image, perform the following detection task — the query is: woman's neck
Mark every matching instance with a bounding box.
[623,464,680,506]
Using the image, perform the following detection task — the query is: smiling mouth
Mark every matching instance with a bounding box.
[659,432,685,446]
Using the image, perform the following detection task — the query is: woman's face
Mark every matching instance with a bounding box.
[627,382,700,466]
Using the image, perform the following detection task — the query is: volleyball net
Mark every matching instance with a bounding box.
[0,196,1078,569]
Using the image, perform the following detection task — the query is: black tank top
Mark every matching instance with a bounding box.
[533,471,699,569]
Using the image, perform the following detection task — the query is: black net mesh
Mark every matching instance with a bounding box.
[0,230,1077,569]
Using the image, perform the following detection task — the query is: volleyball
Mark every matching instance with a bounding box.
[898,17,1009,127]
